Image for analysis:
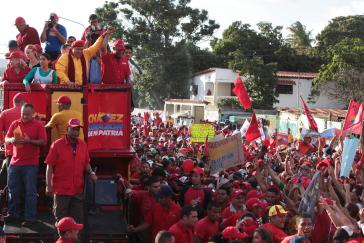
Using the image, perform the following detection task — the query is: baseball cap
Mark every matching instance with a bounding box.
[6,51,23,60]
[57,217,83,232]
[57,96,71,105]
[113,39,125,51]
[231,189,245,198]
[13,92,27,103]
[222,226,248,239]
[14,17,26,25]
[71,40,85,48]
[182,159,194,173]
[268,205,287,217]
[67,118,82,128]
[246,190,265,200]
[156,185,173,198]
[246,197,267,211]
[192,167,204,175]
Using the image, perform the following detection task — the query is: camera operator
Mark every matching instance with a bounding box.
[81,14,103,47]
[41,13,67,61]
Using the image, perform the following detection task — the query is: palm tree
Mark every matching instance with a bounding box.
[287,21,313,53]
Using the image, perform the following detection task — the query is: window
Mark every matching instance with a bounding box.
[230,83,236,96]
[276,85,293,94]
[192,85,198,95]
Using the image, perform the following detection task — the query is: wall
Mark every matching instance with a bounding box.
[215,83,232,96]
[275,79,346,109]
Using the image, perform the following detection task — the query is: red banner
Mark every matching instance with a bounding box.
[342,101,363,136]
[9,91,47,124]
[87,91,129,150]
[300,96,318,131]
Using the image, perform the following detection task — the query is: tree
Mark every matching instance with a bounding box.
[316,15,364,58]
[313,38,364,104]
[95,0,219,108]
[287,21,313,53]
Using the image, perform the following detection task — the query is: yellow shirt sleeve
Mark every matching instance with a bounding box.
[83,36,104,61]
[45,113,59,128]
[55,54,70,84]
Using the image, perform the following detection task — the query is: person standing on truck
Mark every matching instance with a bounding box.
[45,118,97,223]
[55,28,112,85]
[45,96,84,141]
[56,217,83,243]
[5,103,47,227]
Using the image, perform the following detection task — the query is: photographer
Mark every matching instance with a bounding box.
[81,14,103,47]
[40,13,67,61]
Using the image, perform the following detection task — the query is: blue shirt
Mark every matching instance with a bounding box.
[45,24,67,53]
[88,57,102,83]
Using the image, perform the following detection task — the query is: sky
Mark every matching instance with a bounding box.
[1,0,364,57]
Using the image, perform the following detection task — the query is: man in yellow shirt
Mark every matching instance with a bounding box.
[55,28,112,85]
[46,96,84,141]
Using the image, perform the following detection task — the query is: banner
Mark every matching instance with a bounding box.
[208,133,244,174]
[300,96,318,131]
[190,124,215,143]
[87,92,129,150]
[342,101,363,136]
[9,91,47,124]
[340,136,360,178]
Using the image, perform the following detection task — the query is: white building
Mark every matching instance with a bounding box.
[164,67,346,122]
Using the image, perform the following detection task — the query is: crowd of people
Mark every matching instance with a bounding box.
[126,113,364,243]
[2,13,141,89]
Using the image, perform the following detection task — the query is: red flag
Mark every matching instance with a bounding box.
[300,96,318,131]
[144,112,150,124]
[342,100,360,134]
[232,77,252,110]
[342,101,363,136]
[204,135,209,156]
[245,112,261,143]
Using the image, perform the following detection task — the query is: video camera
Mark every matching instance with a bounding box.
[86,25,101,45]
[48,15,56,29]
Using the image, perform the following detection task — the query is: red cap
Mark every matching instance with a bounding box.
[246,190,265,199]
[316,159,330,171]
[192,167,204,176]
[13,93,27,103]
[67,118,82,128]
[182,159,194,173]
[57,96,71,105]
[232,180,241,187]
[6,51,24,60]
[113,39,125,50]
[231,189,245,198]
[15,17,25,25]
[222,226,248,239]
[241,181,252,190]
[71,40,85,48]
[50,13,59,21]
[246,197,267,211]
[57,217,83,232]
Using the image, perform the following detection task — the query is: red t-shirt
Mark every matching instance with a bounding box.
[298,141,314,155]
[184,187,205,206]
[311,210,335,243]
[0,105,22,156]
[101,53,130,84]
[132,190,158,219]
[6,118,46,166]
[56,238,74,243]
[261,223,287,243]
[195,216,219,243]
[2,66,31,84]
[169,221,194,243]
[145,200,181,240]
[45,137,90,195]
[16,26,40,52]
[221,206,245,229]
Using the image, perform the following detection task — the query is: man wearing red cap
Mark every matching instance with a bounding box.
[56,217,83,243]
[0,93,27,188]
[1,51,30,85]
[45,118,97,223]
[5,103,47,226]
[221,189,246,229]
[40,13,67,61]
[55,28,112,85]
[46,96,83,141]
[14,17,40,52]
[100,39,131,84]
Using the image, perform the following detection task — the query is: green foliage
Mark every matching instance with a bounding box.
[217,98,242,109]
[287,21,313,53]
[313,38,364,103]
[95,0,219,109]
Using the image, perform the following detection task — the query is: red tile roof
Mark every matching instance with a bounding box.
[277,71,318,79]
[278,107,347,118]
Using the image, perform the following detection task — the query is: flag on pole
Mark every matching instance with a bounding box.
[245,112,261,143]
[300,96,318,131]
[342,101,364,136]
[232,77,252,110]
[204,135,209,156]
